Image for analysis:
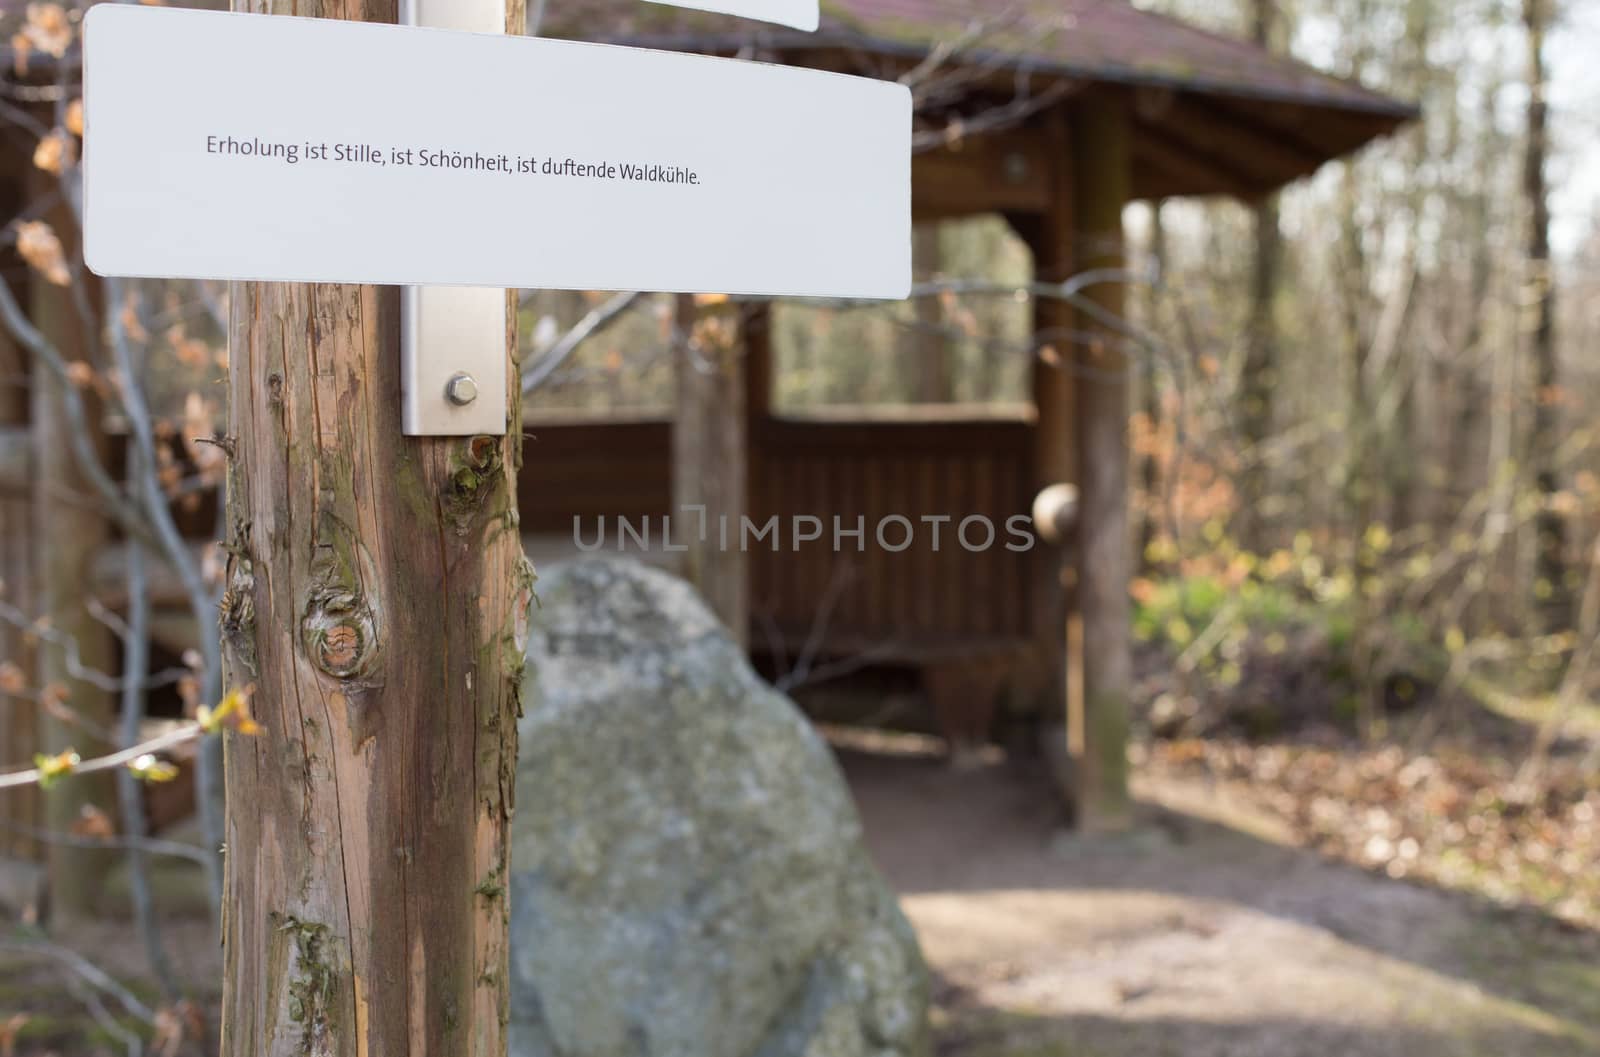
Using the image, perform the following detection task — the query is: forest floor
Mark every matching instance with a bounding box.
[3,731,1597,1056]
[839,733,1600,1057]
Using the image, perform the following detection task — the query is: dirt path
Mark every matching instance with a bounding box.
[9,736,1597,1057]
[839,741,1600,1057]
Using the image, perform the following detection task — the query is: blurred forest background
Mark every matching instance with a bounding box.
[520,0,1600,925]
[2,0,1599,1053]
[43,0,1595,939]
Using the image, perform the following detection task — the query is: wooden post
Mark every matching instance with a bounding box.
[28,174,118,914]
[1072,96,1134,831]
[744,301,773,424]
[0,147,38,861]
[0,419,36,864]
[673,294,749,648]
[219,4,529,1055]
[1021,110,1086,807]
[910,224,952,403]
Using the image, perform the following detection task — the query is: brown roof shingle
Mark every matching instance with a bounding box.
[550,0,1413,118]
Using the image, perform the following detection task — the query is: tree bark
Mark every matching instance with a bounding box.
[220,7,530,1056]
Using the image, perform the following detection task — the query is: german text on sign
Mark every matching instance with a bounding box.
[83,6,910,299]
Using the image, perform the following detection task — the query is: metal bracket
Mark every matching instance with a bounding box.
[399,0,508,436]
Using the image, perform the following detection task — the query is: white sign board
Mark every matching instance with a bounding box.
[645,0,819,31]
[82,5,910,300]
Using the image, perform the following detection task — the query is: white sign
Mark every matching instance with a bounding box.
[82,6,910,300]
[645,0,819,31]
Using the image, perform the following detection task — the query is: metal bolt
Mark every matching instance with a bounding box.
[445,372,478,406]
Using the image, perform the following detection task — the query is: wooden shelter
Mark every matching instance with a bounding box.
[0,0,1417,851]
[522,0,1417,790]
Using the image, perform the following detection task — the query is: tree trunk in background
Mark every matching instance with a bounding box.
[1385,0,1435,534]
[1072,99,1133,832]
[674,295,749,647]
[1139,200,1166,573]
[220,6,529,1056]
[1238,0,1282,554]
[1448,85,1501,553]
[911,224,952,404]
[1523,0,1567,633]
[30,176,116,918]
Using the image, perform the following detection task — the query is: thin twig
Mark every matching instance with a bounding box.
[0,939,156,1023]
[521,291,644,394]
[115,522,183,1000]
[0,818,216,869]
[61,971,144,1057]
[0,723,201,790]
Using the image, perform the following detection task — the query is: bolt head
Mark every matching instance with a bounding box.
[445,372,479,406]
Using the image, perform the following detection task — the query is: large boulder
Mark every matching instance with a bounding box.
[510,559,929,1057]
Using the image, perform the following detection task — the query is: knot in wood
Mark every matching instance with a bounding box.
[320,624,362,672]
[302,594,374,674]
[302,586,378,680]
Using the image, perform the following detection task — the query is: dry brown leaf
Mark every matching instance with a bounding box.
[71,803,114,839]
[120,293,148,342]
[10,33,31,77]
[15,220,70,286]
[151,1005,187,1057]
[177,674,200,715]
[0,1012,29,1057]
[32,128,75,174]
[24,3,72,53]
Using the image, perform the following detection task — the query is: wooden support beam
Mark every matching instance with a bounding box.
[1019,110,1087,810]
[0,426,37,864]
[0,144,38,863]
[674,295,749,648]
[743,300,773,423]
[913,129,1052,220]
[1071,97,1134,831]
[910,223,952,403]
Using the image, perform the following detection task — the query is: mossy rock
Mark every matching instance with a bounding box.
[509,559,930,1057]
